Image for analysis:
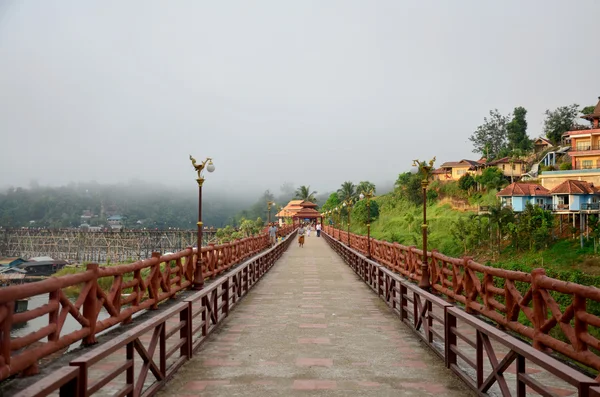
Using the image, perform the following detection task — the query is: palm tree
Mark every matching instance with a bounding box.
[295,185,317,202]
[337,181,357,202]
[356,181,376,196]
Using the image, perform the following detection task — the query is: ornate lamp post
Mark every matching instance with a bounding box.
[189,155,215,290]
[359,189,375,258]
[342,199,353,247]
[412,157,436,291]
[267,201,275,225]
[334,207,341,240]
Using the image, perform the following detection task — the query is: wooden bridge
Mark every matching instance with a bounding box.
[1,226,600,396]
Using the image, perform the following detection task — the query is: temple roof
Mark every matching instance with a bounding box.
[300,200,318,208]
[292,207,322,218]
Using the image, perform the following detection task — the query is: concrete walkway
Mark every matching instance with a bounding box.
[159,234,474,396]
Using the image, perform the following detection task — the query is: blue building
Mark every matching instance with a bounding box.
[497,183,552,212]
[548,180,600,212]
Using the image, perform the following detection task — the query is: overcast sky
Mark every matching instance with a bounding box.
[1,1,598,194]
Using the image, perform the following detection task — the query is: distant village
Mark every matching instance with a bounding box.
[435,98,600,217]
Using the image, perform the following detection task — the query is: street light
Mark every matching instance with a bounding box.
[359,189,375,258]
[411,157,436,291]
[267,201,275,225]
[342,199,353,247]
[189,155,215,290]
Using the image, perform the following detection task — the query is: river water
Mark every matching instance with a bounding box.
[10,294,133,351]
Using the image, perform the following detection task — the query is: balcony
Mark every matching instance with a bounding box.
[581,203,600,211]
[570,144,600,152]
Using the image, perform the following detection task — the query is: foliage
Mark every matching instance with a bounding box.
[396,172,424,205]
[295,185,317,202]
[582,105,596,115]
[320,193,340,213]
[506,107,532,151]
[356,181,376,195]
[506,203,553,251]
[0,182,249,229]
[451,215,483,255]
[543,104,581,144]
[469,109,508,159]
[458,174,476,192]
[475,167,505,191]
[337,181,357,202]
[351,199,379,225]
[559,162,572,170]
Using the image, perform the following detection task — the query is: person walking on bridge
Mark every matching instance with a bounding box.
[268,223,277,246]
[316,222,321,237]
[298,224,305,247]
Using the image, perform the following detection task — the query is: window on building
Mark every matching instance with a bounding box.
[535,198,545,206]
[504,197,512,207]
[512,164,516,170]
[456,169,466,176]
[582,160,593,169]
[502,165,505,170]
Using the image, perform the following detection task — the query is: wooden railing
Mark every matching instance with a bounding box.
[324,226,600,382]
[0,225,295,381]
[323,230,600,396]
[12,230,295,396]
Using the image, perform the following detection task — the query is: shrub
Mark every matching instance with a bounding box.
[559,162,572,170]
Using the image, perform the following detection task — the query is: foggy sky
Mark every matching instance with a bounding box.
[1,1,598,194]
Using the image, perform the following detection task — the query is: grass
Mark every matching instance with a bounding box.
[350,196,469,257]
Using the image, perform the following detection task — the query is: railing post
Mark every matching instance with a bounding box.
[445,307,456,369]
[531,268,547,350]
[150,252,161,310]
[82,263,99,346]
[181,301,192,359]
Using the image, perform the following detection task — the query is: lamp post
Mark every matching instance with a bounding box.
[359,189,374,258]
[267,201,275,225]
[189,155,215,290]
[343,199,352,247]
[334,207,341,240]
[411,157,436,291]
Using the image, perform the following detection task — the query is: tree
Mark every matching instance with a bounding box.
[295,185,317,202]
[469,109,508,159]
[320,193,340,212]
[543,104,580,144]
[356,181,376,196]
[475,167,505,191]
[506,107,531,151]
[337,181,356,202]
[458,174,476,192]
[279,182,295,202]
[351,199,379,225]
[582,105,596,115]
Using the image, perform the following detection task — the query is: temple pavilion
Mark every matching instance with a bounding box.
[276,200,323,226]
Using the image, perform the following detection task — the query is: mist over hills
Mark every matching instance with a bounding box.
[0,179,395,229]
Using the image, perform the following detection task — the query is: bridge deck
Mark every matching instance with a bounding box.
[158,235,473,396]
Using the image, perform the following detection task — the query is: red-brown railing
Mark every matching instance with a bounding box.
[12,230,296,397]
[324,226,600,381]
[0,225,295,381]
[323,230,600,396]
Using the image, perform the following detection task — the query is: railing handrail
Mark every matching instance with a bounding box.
[323,226,600,380]
[0,225,296,381]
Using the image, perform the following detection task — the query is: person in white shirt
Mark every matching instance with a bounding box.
[316,223,322,237]
[306,224,311,237]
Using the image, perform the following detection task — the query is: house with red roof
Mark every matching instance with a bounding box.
[435,159,484,181]
[548,180,600,212]
[540,97,600,190]
[496,183,551,211]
